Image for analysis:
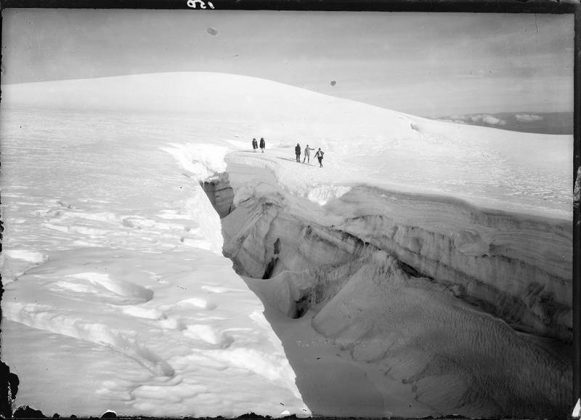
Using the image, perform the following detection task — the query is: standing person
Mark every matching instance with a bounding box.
[303,144,314,164]
[295,143,301,162]
[314,148,324,168]
[252,138,258,152]
[260,137,265,153]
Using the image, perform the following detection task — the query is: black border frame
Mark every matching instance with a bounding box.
[0,0,578,417]
[0,0,577,12]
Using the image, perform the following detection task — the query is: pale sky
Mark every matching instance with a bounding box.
[2,9,574,116]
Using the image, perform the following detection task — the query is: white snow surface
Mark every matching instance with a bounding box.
[3,72,572,218]
[1,72,572,416]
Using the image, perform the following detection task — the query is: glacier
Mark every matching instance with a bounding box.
[1,72,573,418]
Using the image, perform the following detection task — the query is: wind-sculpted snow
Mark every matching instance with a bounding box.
[4,247,308,417]
[1,108,308,417]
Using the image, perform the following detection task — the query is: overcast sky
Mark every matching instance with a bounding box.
[2,10,573,116]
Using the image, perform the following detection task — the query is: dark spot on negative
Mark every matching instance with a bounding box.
[330,80,336,86]
[207,27,218,36]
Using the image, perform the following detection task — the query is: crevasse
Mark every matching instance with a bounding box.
[207,152,572,418]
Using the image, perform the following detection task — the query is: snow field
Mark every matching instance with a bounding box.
[3,73,572,216]
[1,106,308,417]
[3,247,308,417]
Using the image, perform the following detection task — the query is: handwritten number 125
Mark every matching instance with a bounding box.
[187,0,215,8]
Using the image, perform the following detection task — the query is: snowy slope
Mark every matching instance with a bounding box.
[1,72,573,417]
[3,72,572,217]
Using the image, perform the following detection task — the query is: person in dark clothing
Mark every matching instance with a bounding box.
[295,143,301,162]
[260,137,265,153]
[314,148,324,167]
[252,138,258,152]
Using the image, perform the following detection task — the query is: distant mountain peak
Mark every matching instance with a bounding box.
[433,111,572,135]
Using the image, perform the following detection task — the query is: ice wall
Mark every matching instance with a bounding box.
[218,159,572,417]
[200,173,236,218]
[222,162,571,342]
[330,187,572,342]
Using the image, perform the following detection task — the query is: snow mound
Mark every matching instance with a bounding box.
[307,185,352,206]
[4,250,47,263]
[161,142,229,179]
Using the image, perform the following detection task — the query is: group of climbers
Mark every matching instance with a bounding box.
[295,143,324,167]
[250,137,325,168]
